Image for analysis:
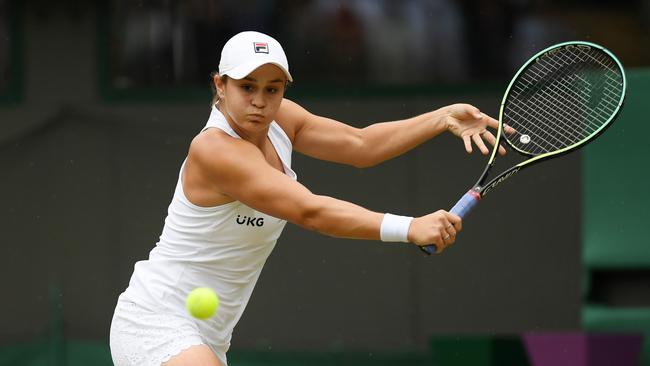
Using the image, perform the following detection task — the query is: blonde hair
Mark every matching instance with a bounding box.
[210,72,227,106]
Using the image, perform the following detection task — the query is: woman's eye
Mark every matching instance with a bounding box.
[267,88,278,94]
[241,85,253,91]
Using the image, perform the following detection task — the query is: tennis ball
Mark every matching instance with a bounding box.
[186,287,219,319]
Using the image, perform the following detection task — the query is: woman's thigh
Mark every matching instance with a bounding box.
[162,344,222,366]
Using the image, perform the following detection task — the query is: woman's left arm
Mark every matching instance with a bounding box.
[276,99,513,168]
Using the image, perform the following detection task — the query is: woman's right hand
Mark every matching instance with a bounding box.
[408,210,462,253]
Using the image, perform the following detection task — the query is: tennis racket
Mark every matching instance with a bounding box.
[422,41,626,255]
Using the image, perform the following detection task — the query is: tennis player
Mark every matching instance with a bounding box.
[110,31,507,366]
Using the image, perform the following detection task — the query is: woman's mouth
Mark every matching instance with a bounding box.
[247,114,265,121]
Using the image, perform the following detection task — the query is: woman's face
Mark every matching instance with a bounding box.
[217,64,287,135]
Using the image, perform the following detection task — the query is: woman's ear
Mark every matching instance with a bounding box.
[214,74,226,98]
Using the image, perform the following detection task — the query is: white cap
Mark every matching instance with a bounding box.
[218,31,293,82]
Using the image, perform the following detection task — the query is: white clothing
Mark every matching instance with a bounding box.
[111,106,297,366]
[110,299,204,365]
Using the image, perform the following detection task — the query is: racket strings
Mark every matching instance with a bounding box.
[513,57,611,150]
[508,73,586,151]
[565,50,622,125]
[507,50,621,154]
[503,45,624,155]
[525,70,599,143]
[509,77,589,151]
[539,49,619,133]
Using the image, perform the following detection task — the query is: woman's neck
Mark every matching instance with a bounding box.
[217,103,269,147]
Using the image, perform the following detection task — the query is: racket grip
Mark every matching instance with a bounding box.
[449,190,481,218]
[420,191,481,255]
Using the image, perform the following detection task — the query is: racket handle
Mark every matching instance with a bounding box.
[420,191,481,255]
[449,190,481,218]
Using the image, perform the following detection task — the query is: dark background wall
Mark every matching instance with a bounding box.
[0,99,582,351]
[3,1,649,363]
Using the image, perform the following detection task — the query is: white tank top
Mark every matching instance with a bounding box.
[120,106,297,360]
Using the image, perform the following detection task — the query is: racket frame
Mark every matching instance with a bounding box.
[472,41,626,198]
[421,41,627,255]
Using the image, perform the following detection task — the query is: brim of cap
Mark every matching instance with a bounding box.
[222,61,293,82]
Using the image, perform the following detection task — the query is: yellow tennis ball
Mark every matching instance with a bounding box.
[186,287,219,319]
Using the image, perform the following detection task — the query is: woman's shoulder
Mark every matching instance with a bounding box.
[188,129,247,168]
[275,98,311,142]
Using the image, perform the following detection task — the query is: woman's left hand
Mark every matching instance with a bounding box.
[444,103,515,156]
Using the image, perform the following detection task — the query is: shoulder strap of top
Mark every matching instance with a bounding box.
[203,106,240,138]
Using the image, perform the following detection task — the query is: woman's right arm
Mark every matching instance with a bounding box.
[188,131,460,251]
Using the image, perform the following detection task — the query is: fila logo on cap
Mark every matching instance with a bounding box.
[253,42,269,54]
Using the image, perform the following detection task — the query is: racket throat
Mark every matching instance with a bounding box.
[480,166,521,197]
[467,189,482,201]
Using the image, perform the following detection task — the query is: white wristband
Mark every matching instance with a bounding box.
[380,213,414,242]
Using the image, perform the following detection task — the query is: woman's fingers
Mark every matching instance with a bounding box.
[457,111,515,156]
[480,130,507,155]
[444,222,457,238]
[503,123,516,135]
[463,135,473,153]
[471,133,490,154]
